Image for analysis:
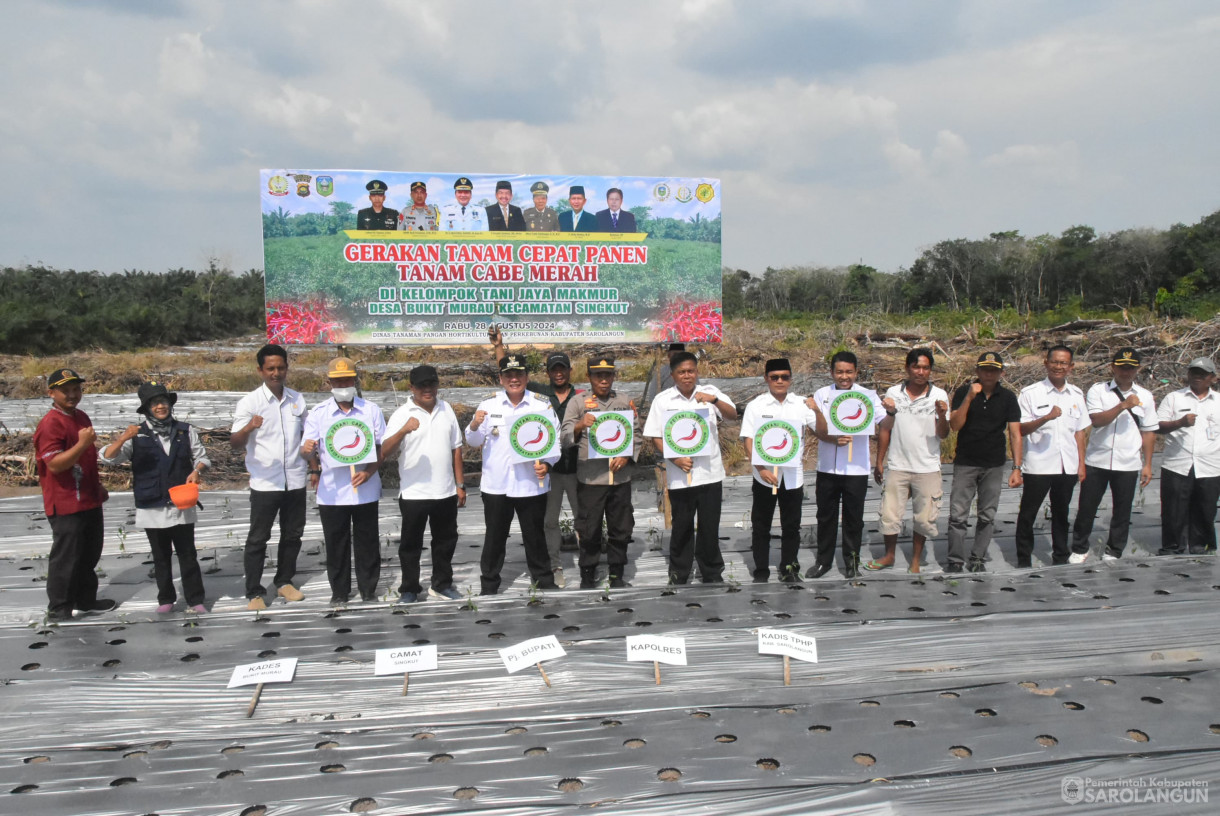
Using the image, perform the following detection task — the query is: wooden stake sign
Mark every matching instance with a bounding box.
[374,645,438,696]
[499,636,566,687]
[756,628,818,686]
[626,634,687,685]
[227,658,298,717]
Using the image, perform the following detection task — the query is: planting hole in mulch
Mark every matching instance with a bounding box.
[1036,735,1058,747]
[777,707,796,714]
[110,777,138,786]
[321,764,345,773]
[413,732,435,740]
[349,798,377,813]
[756,758,780,770]
[975,708,997,717]
[623,739,646,749]
[218,770,245,779]
[853,753,876,766]
[125,750,147,759]
[315,741,339,750]
[454,788,479,800]
[12,785,39,793]
[1127,730,1149,742]
[893,720,916,728]
[690,711,711,719]
[715,734,737,743]
[524,747,547,757]
[430,753,454,763]
[1018,681,1038,689]
[1096,678,1116,685]
[558,777,584,792]
[240,807,267,816]
[506,726,528,735]
[222,745,245,755]
[859,700,880,707]
[657,768,682,781]
[601,720,621,727]
[808,725,832,733]
[1063,702,1085,711]
[1141,696,1163,704]
[103,659,121,667]
[257,650,276,659]
[23,756,50,764]
[949,746,973,758]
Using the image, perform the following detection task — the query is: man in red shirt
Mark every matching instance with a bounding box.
[33,369,114,622]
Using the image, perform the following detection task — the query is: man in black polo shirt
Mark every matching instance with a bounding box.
[946,352,1022,572]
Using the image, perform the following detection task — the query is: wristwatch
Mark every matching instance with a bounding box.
[308,469,321,475]
[456,483,466,489]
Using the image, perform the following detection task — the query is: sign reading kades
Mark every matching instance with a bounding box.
[228,658,299,688]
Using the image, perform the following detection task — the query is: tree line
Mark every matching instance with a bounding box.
[724,208,1220,320]
[0,262,266,355]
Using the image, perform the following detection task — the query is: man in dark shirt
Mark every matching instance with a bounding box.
[490,327,585,586]
[946,352,1023,572]
[356,179,400,231]
[33,368,115,621]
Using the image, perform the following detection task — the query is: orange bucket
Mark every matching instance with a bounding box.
[168,483,199,510]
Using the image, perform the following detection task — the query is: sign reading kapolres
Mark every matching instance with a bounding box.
[260,170,722,345]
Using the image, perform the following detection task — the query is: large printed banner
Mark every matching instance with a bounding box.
[260,170,722,345]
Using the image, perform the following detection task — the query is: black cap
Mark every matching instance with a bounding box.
[976,351,1004,369]
[499,354,528,373]
[410,181,426,192]
[588,355,616,371]
[495,180,512,192]
[453,177,473,191]
[546,352,571,370]
[667,343,686,352]
[1112,347,1141,367]
[569,185,585,197]
[765,358,791,374]
[409,365,439,386]
[136,382,178,415]
[48,368,85,387]
[366,179,388,194]
[530,181,549,195]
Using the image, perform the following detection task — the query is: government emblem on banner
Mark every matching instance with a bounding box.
[267,175,290,196]
[696,183,715,203]
[675,185,693,203]
[652,182,671,202]
[315,175,334,197]
[293,174,312,197]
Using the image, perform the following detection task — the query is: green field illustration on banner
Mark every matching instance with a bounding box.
[751,420,801,467]
[662,409,711,458]
[589,411,634,459]
[261,170,721,346]
[829,391,876,435]
[508,413,558,463]
[323,417,376,466]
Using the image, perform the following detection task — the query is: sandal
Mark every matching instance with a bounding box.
[863,560,893,571]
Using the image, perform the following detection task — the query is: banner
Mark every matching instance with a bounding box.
[750,419,803,467]
[661,408,712,459]
[587,410,634,460]
[260,170,722,345]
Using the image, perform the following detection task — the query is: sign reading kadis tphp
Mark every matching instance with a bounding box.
[260,170,722,345]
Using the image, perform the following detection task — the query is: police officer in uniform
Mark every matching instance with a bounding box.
[356,179,399,231]
[439,177,488,231]
[398,181,440,231]
[524,181,560,232]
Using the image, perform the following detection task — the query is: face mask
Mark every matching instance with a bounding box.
[331,387,357,402]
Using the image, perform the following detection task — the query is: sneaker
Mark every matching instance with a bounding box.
[47,610,73,623]
[966,558,986,574]
[156,603,174,614]
[752,574,768,584]
[805,563,833,579]
[534,578,558,591]
[1068,551,1089,564]
[1101,553,1119,564]
[397,591,418,604]
[427,585,462,601]
[360,594,378,603]
[944,562,964,574]
[247,596,267,611]
[609,575,629,589]
[189,604,207,614]
[579,568,598,590]
[329,597,348,607]
[277,584,305,602]
[78,599,117,613]
[552,568,567,589]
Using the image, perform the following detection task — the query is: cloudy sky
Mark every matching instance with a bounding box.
[3,0,1218,275]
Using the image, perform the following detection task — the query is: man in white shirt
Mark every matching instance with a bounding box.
[231,344,309,610]
[1156,357,1220,555]
[739,358,816,582]
[868,348,950,573]
[1014,345,1090,567]
[466,354,562,594]
[301,357,386,605]
[807,351,885,579]
[643,350,737,584]
[1070,347,1158,563]
[382,365,466,603]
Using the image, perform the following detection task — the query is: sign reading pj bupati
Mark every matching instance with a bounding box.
[260,170,722,345]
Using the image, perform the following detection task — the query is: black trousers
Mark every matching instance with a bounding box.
[750,479,803,578]
[1015,473,1078,566]
[480,492,551,594]
[46,506,105,616]
[318,501,381,601]
[244,487,306,599]
[814,472,868,568]
[398,495,459,594]
[576,481,635,572]
[667,481,724,584]
[145,524,205,606]
[1072,466,1139,557]
[1160,467,1220,554]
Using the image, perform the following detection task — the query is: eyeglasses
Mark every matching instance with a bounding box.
[768,374,791,382]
